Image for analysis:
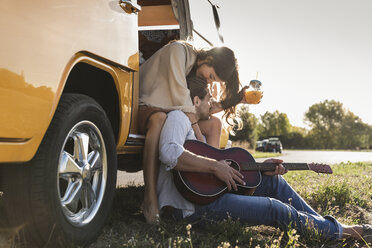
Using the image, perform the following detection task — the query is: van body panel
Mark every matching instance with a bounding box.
[0,0,138,162]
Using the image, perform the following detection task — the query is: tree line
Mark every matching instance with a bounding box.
[231,100,372,150]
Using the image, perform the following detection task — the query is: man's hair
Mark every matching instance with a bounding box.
[186,76,208,102]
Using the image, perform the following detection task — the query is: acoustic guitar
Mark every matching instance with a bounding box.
[173,140,332,205]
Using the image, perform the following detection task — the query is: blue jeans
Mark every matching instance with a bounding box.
[176,175,342,240]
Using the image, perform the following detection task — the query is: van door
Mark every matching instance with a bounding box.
[189,0,224,47]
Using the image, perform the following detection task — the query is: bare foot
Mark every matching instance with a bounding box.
[141,202,160,224]
[341,225,363,240]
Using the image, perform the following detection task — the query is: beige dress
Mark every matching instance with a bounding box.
[138,41,198,133]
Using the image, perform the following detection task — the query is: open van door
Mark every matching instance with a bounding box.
[189,0,224,47]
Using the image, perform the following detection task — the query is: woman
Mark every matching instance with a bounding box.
[139,40,248,223]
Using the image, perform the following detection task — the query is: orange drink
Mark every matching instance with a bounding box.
[244,90,262,104]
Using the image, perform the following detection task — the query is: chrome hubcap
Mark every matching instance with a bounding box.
[57,121,107,227]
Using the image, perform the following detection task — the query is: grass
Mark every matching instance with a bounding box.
[251,151,281,159]
[88,161,371,248]
[1,162,371,247]
[0,192,16,248]
[284,161,372,225]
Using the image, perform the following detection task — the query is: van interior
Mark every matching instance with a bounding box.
[120,0,220,171]
[138,0,182,62]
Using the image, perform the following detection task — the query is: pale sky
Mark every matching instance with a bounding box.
[190,0,372,128]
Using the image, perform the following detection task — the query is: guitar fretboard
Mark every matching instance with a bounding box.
[240,162,309,171]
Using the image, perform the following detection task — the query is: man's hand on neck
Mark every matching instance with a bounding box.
[185,112,204,142]
[185,112,199,124]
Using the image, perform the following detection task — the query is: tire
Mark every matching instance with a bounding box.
[1,93,117,247]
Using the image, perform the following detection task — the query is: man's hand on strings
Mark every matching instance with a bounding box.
[213,160,245,191]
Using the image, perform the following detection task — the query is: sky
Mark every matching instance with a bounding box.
[190,0,372,128]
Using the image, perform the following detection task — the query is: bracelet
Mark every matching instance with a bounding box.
[191,122,198,126]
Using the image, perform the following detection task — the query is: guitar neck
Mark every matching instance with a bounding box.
[241,162,309,171]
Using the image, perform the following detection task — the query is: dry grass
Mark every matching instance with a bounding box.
[88,162,372,248]
[1,162,371,247]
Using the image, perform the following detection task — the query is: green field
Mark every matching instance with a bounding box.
[91,161,371,248]
[1,162,371,247]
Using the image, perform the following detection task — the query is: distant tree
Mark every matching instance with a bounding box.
[258,111,291,139]
[304,100,371,149]
[230,106,258,148]
[304,100,345,149]
[305,128,326,149]
[367,125,372,150]
[230,100,371,150]
[283,126,307,149]
[338,111,370,149]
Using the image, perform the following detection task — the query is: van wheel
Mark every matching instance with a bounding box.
[2,94,117,247]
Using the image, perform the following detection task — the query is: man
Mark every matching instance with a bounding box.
[156,76,371,243]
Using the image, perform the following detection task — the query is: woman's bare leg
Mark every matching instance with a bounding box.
[198,115,222,148]
[142,112,167,224]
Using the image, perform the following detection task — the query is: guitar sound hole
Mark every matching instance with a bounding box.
[226,159,239,171]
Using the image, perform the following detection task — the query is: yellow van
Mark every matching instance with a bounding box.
[0,0,225,246]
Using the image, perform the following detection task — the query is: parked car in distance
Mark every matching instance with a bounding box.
[256,137,283,153]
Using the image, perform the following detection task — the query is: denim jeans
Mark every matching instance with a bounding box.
[176,175,342,240]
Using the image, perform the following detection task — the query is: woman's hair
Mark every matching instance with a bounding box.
[194,46,243,126]
[170,40,243,127]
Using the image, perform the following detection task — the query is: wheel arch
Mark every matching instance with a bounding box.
[62,60,120,143]
[56,51,134,145]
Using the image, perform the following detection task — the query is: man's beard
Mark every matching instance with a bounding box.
[199,112,211,121]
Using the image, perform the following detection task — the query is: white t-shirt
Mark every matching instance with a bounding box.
[157,110,196,217]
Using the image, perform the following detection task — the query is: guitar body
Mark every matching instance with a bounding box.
[174,140,332,205]
[174,140,262,205]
